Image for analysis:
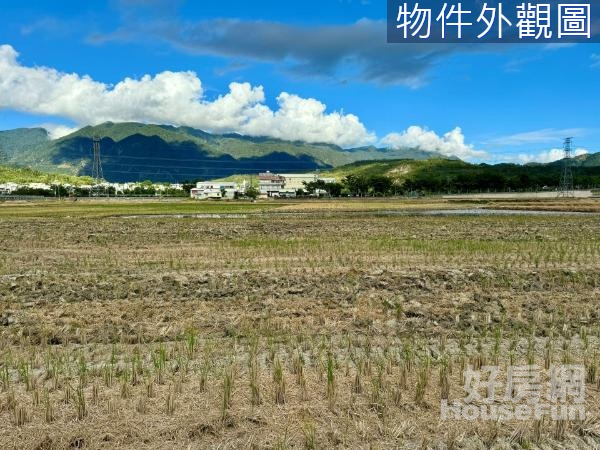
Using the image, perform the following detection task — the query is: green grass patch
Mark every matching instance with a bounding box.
[0,165,92,185]
[230,236,321,250]
[0,199,281,218]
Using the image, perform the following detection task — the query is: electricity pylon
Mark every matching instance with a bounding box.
[557,137,574,198]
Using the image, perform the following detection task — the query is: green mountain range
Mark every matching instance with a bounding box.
[0,122,444,182]
[1,122,598,190]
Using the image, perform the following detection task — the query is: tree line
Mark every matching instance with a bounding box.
[302,164,600,197]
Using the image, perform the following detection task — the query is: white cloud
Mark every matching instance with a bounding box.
[517,147,589,164]
[381,126,486,159]
[544,43,577,50]
[241,93,375,147]
[0,44,375,147]
[486,128,585,146]
[38,123,80,139]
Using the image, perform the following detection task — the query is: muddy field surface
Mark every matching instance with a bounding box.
[0,205,599,449]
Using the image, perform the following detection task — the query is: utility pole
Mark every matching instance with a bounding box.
[557,137,574,198]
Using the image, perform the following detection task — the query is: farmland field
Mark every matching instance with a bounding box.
[0,198,599,449]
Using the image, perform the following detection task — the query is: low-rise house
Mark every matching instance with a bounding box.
[191,181,239,200]
[108,183,129,194]
[27,183,52,191]
[259,172,336,197]
[259,172,285,197]
[0,182,19,194]
[278,173,318,191]
[317,177,337,184]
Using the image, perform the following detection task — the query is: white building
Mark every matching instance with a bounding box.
[278,174,318,191]
[107,183,131,194]
[259,172,285,197]
[318,177,337,184]
[26,183,52,191]
[0,182,19,194]
[191,181,239,200]
[259,172,335,197]
[154,183,183,192]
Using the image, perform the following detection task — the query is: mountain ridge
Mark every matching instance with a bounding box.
[1,122,598,184]
[0,122,447,182]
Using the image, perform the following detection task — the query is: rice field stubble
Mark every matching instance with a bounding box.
[0,200,599,449]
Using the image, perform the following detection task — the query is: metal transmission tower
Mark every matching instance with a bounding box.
[90,136,106,196]
[557,137,574,198]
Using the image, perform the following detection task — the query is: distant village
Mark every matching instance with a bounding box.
[0,172,338,199]
[0,181,186,197]
[191,172,336,199]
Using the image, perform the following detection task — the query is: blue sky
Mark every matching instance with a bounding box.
[0,0,599,162]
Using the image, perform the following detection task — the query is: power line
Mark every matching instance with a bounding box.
[98,162,322,170]
[89,154,331,165]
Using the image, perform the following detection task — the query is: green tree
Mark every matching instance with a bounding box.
[244,186,260,199]
[326,182,343,197]
[367,175,393,195]
[343,174,370,196]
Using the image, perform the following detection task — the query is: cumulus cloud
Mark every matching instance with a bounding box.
[381,126,486,159]
[0,44,485,155]
[0,44,374,147]
[518,147,589,164]
[38,124,80,140]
